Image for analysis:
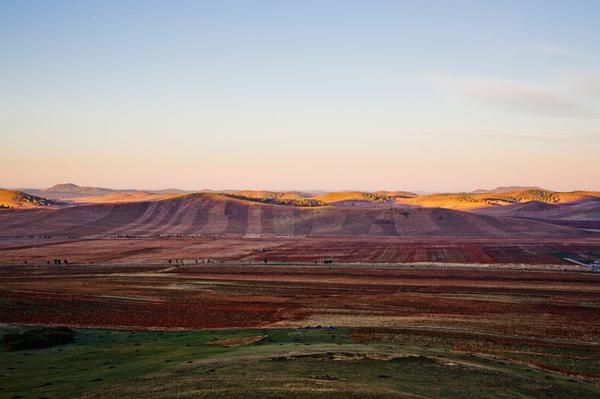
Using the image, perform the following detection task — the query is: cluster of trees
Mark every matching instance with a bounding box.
[479,190,560,205]
[168,259,212,265]
[14,192,56,207]
[512,190,559,203]
[452,194,481,203]
[47,259,68,265]
[437,189,561,205]
[364,193,393,203]
[312,259,334,264]
[275,198,322,207]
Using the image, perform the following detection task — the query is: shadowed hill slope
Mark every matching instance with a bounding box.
[476,198,600,223]
[0,193,589,239]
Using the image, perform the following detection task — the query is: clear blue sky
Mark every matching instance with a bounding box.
[2,0,599,191]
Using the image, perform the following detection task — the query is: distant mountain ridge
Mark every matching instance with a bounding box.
[20,183,192,203]
[10,184,600,213]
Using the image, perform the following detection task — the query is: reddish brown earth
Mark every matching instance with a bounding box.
[1,236,600,265]
[1,263,599,344]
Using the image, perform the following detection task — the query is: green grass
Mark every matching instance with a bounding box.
[1,326,599,399]
[352,328,600,378]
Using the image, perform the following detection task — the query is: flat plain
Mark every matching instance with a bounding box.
[1,261,600,398]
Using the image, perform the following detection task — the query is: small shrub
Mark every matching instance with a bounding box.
[2,328,75,351]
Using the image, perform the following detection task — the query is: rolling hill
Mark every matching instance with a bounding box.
[224,188,600,212]
[0,192,588,239]
[475,198,600,228]
[394,190,600,211]
[0,189,58,209]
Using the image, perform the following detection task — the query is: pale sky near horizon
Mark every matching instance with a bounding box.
[1,0,600,192]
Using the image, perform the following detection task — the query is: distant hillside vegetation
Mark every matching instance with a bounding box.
[222,191,322,207]
[472,186,546,194]
[395,190,600,211]
[315,191,414,204]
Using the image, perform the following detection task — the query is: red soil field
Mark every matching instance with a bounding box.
[1,263,600,344]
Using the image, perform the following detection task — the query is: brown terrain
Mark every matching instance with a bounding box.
[1,184,599,329]
[1,262,599,339]
[2,184,600,389]
[1,184,599,336]
[1,185,599,266]
[0,192,596,238]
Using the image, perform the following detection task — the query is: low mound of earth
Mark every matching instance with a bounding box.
[0,192,589,238]
[0,189,58,209]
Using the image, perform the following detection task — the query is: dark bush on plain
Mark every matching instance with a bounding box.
[2,327,75,351]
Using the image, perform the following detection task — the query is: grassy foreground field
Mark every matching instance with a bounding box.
[1,326,600,399]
